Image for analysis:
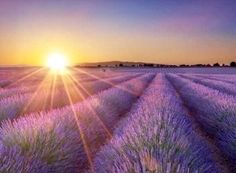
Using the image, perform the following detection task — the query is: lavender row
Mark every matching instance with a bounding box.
[0,72,134,100]
[3,68,124,90]
[167,74,236,165]
[0,74,154,172]
[0,80,12,88]
[180,74,236,96]
[192,74,236,85]
[94,74,219,173]
[0,73,142,123]
[1,68,122,90]
[70,69,126,83]
[0,68,50,88]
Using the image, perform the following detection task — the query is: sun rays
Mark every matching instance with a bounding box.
[7,64,140,172]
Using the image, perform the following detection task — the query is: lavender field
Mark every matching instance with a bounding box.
[0,67,236,173]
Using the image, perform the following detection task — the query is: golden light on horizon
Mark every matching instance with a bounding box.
[46,52,68,72]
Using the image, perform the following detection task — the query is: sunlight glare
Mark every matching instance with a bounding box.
[47,52,68,72]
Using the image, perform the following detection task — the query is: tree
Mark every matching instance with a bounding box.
[213,63,220,67]
[119,63,123,67]
[230,61,236,67]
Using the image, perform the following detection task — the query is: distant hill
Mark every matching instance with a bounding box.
[75,61,177,68]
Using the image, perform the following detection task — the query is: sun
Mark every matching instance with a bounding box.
[46,52,68,71]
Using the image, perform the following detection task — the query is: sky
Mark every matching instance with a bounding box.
[0,0,236,65]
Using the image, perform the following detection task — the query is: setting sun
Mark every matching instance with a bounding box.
[47,52,68,71]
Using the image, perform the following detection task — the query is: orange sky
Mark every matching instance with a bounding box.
[0,0,235,66]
